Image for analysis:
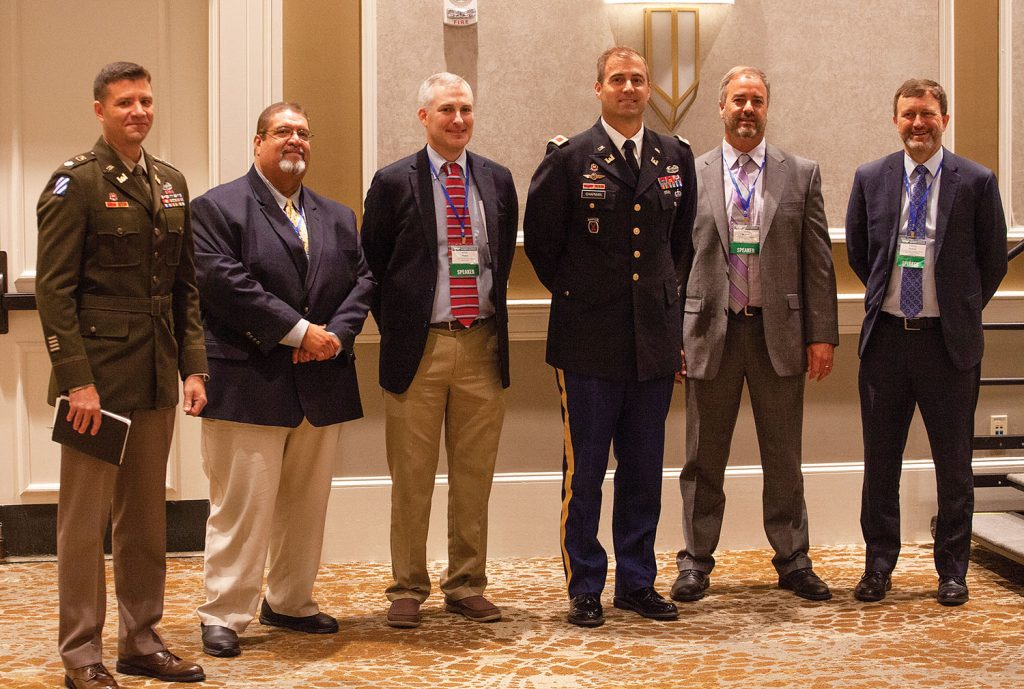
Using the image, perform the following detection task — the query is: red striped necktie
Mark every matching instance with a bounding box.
[444,162,480,327]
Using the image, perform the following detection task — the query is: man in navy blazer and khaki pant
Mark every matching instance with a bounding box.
[846,79,1007,606]
[191,102,374,656]
[360,73,518,628]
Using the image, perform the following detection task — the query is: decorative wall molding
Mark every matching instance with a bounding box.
[940,0,955,151]
[361,0,378,197]
[320,456,1024,563]
[207,0,282,188]
[998,0,1017,229]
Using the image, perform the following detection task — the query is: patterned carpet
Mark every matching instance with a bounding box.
[2,545,1023,688]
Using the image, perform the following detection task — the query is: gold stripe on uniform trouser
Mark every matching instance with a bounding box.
[556,367,575,590]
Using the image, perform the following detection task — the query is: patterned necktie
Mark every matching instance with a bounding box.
[899,164,929,318]
[132,164,151,209]
[284,198,309,256]
[444,162,480,327]
[728,154,756,313]
[622,139,640,179]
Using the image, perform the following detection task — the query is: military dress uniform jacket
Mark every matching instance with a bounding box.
[36,137,208,415]
[524,120,697,382]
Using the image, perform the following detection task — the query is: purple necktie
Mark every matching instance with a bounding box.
[899,164,929,318]
[728,154,755,313]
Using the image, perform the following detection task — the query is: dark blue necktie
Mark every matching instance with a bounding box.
[899,164,929,318]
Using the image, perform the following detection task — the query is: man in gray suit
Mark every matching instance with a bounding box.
[671,66,839,602]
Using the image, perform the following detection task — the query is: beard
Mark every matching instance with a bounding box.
[726,114,765,141]
[279,157,306,176]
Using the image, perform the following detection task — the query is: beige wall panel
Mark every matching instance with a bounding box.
[1014,0,1024,225]
[374,1,938,230]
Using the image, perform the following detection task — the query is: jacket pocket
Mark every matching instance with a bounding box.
[787,293,802,310]
[95,223,141,268]
[684,296,703,313]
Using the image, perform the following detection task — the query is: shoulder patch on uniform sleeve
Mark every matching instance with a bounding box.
[52,176,71,196]
[673,135,691,148]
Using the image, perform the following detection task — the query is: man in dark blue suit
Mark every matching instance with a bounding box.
[524,46,696,627]
[191,102,374,656]
[360,73,518,629]
[846,79,1007,606]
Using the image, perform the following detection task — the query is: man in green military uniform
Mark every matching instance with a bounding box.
[36,61,208,689]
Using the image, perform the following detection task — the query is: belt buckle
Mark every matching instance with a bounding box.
[445,320,462,332]
[151,297,163,316]
[743,305,757,317]
[903,317,921,331]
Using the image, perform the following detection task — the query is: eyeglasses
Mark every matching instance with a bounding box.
[263,126,313,142]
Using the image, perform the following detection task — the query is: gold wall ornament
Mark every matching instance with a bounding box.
[644,7,701,132]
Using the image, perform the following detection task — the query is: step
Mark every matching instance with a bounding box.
[972,511,1024,565]
[1007,474,1024,490]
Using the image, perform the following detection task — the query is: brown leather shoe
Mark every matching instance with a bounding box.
[387,598,422,628]
[64,663,119,689]
[116,650,205,683]
[444,595,502,622]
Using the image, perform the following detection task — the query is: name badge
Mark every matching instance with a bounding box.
[449,244,480,277]
[730,224,760,255]
[896,238,927,269]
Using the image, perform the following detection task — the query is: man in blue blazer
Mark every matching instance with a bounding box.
[846,79,1007,606]
[191,102,374,656]
[360,73,518,629]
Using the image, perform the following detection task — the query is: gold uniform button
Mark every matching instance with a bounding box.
[153,228,161,236]
[633,203,641,211]
[632,273,639,282]
[633,227,640,235]
[589,202,595,209]
[89,326,97,334]
[116,228,124,236]
[633,250,641,258]
[563,290,570,297]
[152,275,159,284]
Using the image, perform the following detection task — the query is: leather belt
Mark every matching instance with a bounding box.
[80,293,171,316]
[728,305,762,318]
[429,316,492,332]
[880,312,940,331]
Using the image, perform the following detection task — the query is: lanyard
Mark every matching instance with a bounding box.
[429,159,472,240]
[902,161,943,239]
[724,152,766,219]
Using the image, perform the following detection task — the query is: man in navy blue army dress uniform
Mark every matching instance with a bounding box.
[524,46,696,627]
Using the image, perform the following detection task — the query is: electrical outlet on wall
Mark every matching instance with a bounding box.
[991,414,1008,436]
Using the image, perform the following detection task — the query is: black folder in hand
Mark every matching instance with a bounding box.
[51,395,132,466]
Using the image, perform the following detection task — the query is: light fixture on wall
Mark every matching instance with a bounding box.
[603,1,734,131]
[646,7,700,131]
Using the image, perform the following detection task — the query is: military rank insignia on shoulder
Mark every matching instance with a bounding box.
[673,135,691,148]
[152,155,180,172]
[546,134,569,152]
[61,151,96,169]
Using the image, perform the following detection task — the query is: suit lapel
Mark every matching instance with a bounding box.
[760,144,785,241]
[94,138,152,212]
[702,151,730,255]
[246,166,308,277]
[411,147,439,269]
[587,121,633,189]
[302,190,322,291]
[468,152,499,278]
[934,149,958,259]
[883,153,904,263]
[633,129,662,198]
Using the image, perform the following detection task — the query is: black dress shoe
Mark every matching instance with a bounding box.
[670,569,710,602]
[613,587,678,620]
[937,576,969,606]
[853,571,891,602]
[259,600,339,634]
[778,567,832,601]
[567,593,604,627]
[201,623,240,657]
